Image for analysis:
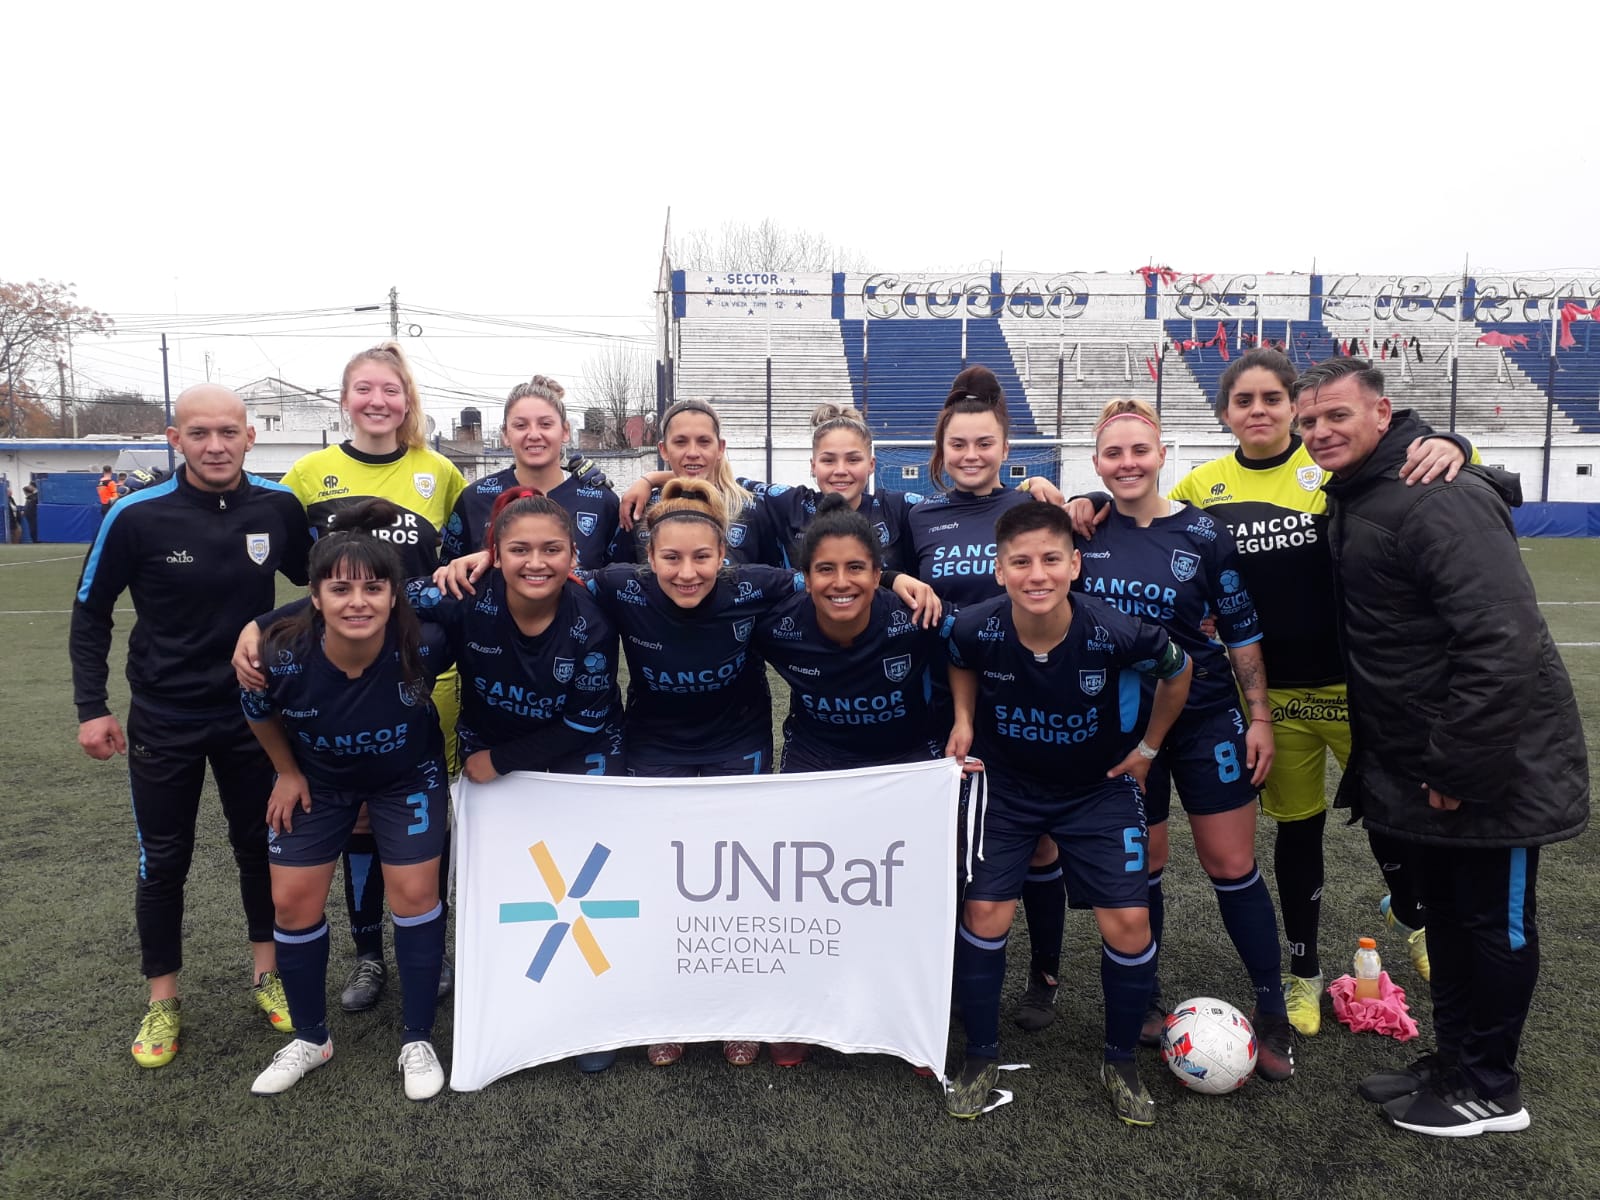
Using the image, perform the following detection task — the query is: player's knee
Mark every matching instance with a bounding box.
[383,863,441,916]
[962,899,1015,941]
[1028,834,1058,868]
[1096,906,1151,954]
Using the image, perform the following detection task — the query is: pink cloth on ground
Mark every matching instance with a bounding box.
[1327,971,1419,1042]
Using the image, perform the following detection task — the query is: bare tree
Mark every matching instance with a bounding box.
[672,219,869,273]
[1,278,112,436]
[579,344,657,450]
[72,390,168,436]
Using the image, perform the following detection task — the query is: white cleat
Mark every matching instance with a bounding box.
[399,1039,446,1101]
[251,1036,333,1095]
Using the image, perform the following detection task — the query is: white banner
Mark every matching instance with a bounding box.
[450,758,961,1091]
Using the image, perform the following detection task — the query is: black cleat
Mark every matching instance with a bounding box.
[1250,1007,1295,1081]
[340,957,387,1013]
[1013,970,1059,1032]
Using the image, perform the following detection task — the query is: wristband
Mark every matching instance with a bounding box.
[1136,740,1159,760]
[1250,717,1273,724]
[1017,478,1032,493]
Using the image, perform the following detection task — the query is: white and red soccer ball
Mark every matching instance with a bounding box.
[1159,997,1257,1094]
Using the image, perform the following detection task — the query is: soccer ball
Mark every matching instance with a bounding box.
[1159,997,1257,1094]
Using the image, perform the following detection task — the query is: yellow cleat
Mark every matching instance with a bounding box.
[1282,973,1323,1036]
[1381,895,1432,982]
[252,971,295,1034]
[131,998,181,1068]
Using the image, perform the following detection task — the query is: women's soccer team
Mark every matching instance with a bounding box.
[220,342,1452,1122]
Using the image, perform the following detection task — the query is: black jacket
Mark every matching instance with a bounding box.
[71,467,312,722]
[1323,410,1589,848]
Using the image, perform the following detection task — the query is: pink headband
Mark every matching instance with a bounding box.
[1095,411,1160,436]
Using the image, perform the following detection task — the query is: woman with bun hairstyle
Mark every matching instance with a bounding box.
[238,342,466,1018]
[240,500,452,1101]
[1076,396,1295,1081]
[441,375,624,570]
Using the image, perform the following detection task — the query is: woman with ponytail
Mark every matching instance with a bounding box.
[240,500,452,1101]
[242,342,468,1016]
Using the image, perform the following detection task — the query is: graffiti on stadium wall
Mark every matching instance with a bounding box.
[672,268,1600,326]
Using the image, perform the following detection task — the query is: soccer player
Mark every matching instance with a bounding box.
[1077,397,1294,1080]
[70,384,313,1068]
[610,398,773,565]
[905,365,1070,1034]
[944,502,1192,1125]
[241,500,452,1100]
[440,375,624,570]
[267,342,466,1015]
[1296,358,1588,1137]
[758,493,947,777]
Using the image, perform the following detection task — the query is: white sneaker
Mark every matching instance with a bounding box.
[251,1035,333,1095]
[398,1039,445,1101]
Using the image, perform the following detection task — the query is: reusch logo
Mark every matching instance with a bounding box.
[499,841,639,981]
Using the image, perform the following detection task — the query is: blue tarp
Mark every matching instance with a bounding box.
[37,503,102,544]
[1510,502,1600,537]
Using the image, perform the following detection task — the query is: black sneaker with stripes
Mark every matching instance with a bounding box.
[1383,1078,1530,1137]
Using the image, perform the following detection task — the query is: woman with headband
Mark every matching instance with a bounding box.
[441,375,625,570]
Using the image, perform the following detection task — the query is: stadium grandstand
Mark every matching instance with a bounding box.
[654,264,1600,525]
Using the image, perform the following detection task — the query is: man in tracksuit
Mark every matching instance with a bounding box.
[1293,357,1589,1137]
[71,385,314,1068]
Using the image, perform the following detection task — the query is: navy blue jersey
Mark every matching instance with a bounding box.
[1074,503,1262,710]
[948,594,1186,806]
[618,488,775,567]
[586,563,802,764]
[242,624,453,793]
[754,589,943,768]
[905,486,1033,605]
[738,478,923,573]
[406,575,621,774]
[440,467,623,570]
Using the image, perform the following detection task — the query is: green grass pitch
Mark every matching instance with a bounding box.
[1,541,1596,1199]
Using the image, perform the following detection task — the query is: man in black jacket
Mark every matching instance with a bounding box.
[71,385,313,1069]
[1293,357,1589,1137]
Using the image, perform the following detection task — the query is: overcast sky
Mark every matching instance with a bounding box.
[8,1,1597,427]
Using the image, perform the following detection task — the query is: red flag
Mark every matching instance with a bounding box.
[1138,265,1178,289]
[1558,301,1595,350]
[1146,357,1159,382]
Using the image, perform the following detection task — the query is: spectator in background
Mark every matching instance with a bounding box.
[116,472,131,497]
[97,466,118,516]
[1293,357,1589,1138]
[23,482,39,543]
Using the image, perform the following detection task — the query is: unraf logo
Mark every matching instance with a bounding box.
[498,841,639,982]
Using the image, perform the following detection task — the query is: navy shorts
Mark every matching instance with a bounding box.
[267,775,449,869]
[779,736,941,775]
[1143,701,1258,822]
[965,774,1149,910]
[629,734,773,778]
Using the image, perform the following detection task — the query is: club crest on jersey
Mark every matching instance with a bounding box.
[727,522,748,548]
[1297,464,1325,491]
[413,472,436,500]
[883,654,912,683]
[732,617,754,643]
[1170,550,1200,582]
[553,658,575,683]
[1079,669,1106,697]
[575,512,598,537]
[245,533,270,565]
[874,521,890,546]
[398,680,426,707]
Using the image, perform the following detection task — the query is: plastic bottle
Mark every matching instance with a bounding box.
[1354,936,1382,1001]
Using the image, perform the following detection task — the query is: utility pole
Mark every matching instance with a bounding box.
[161,334,175,472]
[389,286,399,339]
[58,359,69,436]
